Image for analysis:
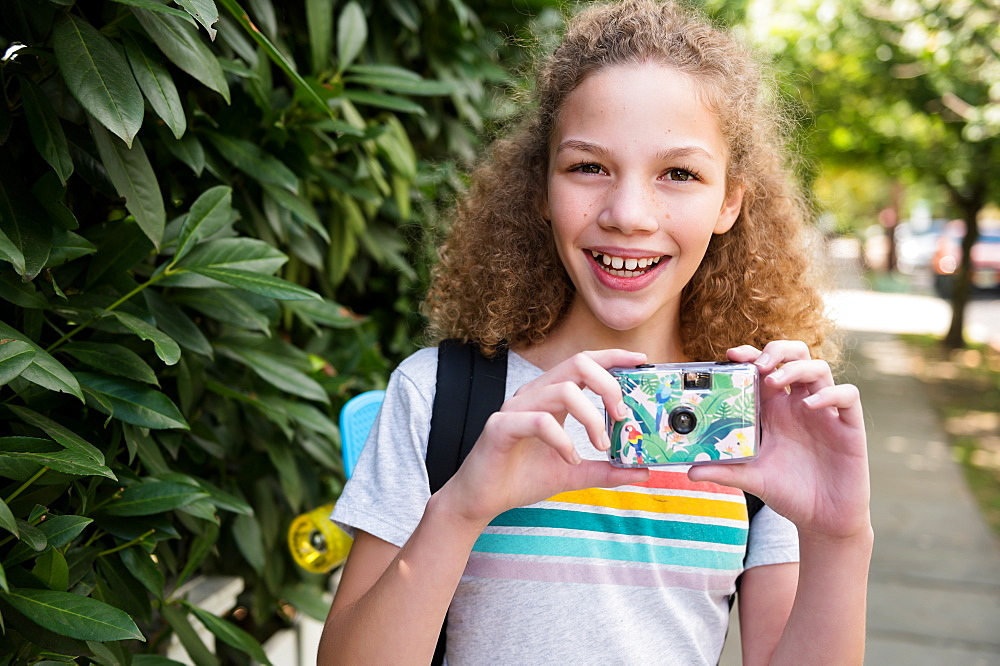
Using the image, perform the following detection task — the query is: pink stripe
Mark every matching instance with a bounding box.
[632,469,744,496]
[465,553,738,592]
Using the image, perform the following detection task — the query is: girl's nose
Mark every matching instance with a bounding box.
[597,178,660,234]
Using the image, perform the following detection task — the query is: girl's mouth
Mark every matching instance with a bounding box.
[589,250,664,278]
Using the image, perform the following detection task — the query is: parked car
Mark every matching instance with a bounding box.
[896,219,947,276]
[931,219,1000,298]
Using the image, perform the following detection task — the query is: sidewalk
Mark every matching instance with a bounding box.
[723,325,1000,665]
[845,329,1000,664]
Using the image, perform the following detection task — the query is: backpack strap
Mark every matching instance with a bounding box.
[427,339,508,665]
[426,339,508,493]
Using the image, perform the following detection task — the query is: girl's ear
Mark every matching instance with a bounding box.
[713,184,744,235]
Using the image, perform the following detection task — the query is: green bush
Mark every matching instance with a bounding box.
[0,0,545,661]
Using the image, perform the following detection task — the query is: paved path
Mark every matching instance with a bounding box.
[723,255,1000,665]
[847,330,1000,664]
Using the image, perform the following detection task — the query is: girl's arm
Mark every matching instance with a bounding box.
[317,349,651,664]
[690,340,873,665]
[317,490,490,665]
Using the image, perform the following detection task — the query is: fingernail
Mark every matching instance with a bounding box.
[617,401,628,420]
[769,368,785,382]
[601,432,611,451]
[755,353,771,368]
[803,394,819,407]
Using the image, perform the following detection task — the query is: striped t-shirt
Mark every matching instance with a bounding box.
[334,347,799,664]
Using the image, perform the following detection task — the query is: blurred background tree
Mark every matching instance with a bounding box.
[748,0,1000,348]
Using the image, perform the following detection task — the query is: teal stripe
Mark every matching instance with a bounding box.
[472,533,743,570]
[489,507,748,546]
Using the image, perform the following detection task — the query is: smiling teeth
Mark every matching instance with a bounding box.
[590,251,663,277]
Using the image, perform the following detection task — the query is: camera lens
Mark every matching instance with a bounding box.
[669,406,697,435]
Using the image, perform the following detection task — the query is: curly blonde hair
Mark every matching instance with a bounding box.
[424,0,836,361]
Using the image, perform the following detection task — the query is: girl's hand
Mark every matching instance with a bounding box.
[688,340,871,541]
[439,349,651,527]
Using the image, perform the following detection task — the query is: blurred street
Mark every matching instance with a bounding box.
[723,239,1000,666]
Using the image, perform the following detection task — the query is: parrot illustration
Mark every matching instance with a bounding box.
[624,424,645,464]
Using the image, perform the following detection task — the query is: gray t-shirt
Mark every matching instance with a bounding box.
[333,347,799,664]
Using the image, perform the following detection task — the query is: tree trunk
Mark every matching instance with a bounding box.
[943,193,983,350]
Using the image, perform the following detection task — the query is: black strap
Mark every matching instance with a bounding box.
[427,340,508,665]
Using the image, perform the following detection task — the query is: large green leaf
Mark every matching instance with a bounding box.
[175,0,220,39]
[132,7,230,103]
[48,228,95,267]
[204,133,298,191]
[345,72,456,96]
[219,345,328,403]
[33,549,70,592]
[75,372,189,430]
[261,183,329,241]
[111,0,195,21]
[163,129,206,176]
[34,515,93,550]
[0,497,17,537]
[144,291,214,357]
[174,185,234,262]
[189,266,321,301]
[217,0,333,117]
[0,589,143,642]
[161,605,219,666]
[343,89,425,115]
[61,341,160,386]
[119,547,165,599]
[20,77,74,184]
[336,1,367,73]
[0,164,52,281]
[232,513,265,573]
[53,14,143,147]
[102,481,209,516]
[188,604,272,665]
[0,321,83,401]
[0,340,35,386]
[6,405,105,464]
[306,0,334,73]
[0,271,49,309]
[107,311,181,365]
[163,237,288,289]
[173,289,272,333]
[157,473,253,515]
[0,437,117,480]
[89,119,166,248]
[175,236,287,273]
[175,521,219,587]
[123,32,186,140]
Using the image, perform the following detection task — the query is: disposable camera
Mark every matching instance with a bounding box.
[607,362,760,467]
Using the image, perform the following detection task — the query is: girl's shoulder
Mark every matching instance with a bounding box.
[389,346,440,399]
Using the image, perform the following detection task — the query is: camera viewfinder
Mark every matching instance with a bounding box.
[683,372,712,391]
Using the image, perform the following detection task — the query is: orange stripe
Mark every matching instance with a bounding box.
[547,488,748,521]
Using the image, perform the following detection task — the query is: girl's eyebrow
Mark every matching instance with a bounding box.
[555,139,609,156]
[556,139,716,162]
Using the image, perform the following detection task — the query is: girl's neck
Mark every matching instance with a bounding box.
[514,301,688,371]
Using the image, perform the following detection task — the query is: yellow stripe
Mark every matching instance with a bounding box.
[548,488,747,521]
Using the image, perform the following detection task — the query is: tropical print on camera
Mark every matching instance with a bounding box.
[609,367,757,466]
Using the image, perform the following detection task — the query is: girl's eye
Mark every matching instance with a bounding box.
[665,168,697,182]
[572,163,604,175]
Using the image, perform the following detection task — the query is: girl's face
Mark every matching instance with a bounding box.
[545,62,742,344]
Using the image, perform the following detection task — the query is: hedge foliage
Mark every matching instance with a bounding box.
[0,0,547,661]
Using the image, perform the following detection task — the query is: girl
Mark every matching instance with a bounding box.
[319,1,872,663]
